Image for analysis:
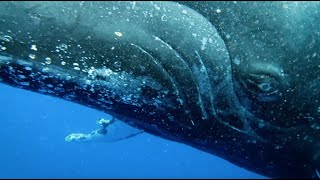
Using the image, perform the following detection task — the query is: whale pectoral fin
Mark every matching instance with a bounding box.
[65,117,144,143]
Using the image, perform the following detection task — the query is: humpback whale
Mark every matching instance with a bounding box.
[0,1,320,178]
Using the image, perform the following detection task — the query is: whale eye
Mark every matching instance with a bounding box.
[258,82,273,92]
[240,73,280,102]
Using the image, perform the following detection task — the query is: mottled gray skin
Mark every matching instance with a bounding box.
[0,1,319,178]
[180,1,320,178]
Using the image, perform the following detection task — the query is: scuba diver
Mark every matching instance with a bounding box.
[65,116,143,143]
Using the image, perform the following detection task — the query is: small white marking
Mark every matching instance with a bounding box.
[20,82,30,86]
[46,84,54,88]
[115,32,123,37]
[181,10,187,14]
[31,45,37,51]
[25,67,32,71]
[42,67,49,72]
[74,67,80,71]
[191,120,195,126]
[18,75,26,79]
[29,54,36,59]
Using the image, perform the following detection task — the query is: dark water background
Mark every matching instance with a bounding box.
[0,83,265,178]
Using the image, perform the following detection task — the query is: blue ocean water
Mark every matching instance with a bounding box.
[0,83,266,178]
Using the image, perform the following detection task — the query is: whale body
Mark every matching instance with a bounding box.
[0,1,320,178]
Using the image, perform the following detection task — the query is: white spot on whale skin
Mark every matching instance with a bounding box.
[25,67,32,71]
[56,43,68,51]
[233,56,241,65]
[18,75,26,79]
[154,4,161,10]
[42,67,50,72]
[29,54,36,59]
[0,45,6,51]
[201,37,208,50]
[46,84,54,88]
[30,45,37,51]
[61,61,66,65]
[66,76,72,80]
[161,14,167,21]
[0,35,12,42]
[74,67,80,71]
[20,82,30,86]
[54,87,64,92]
[115,32,123,37]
